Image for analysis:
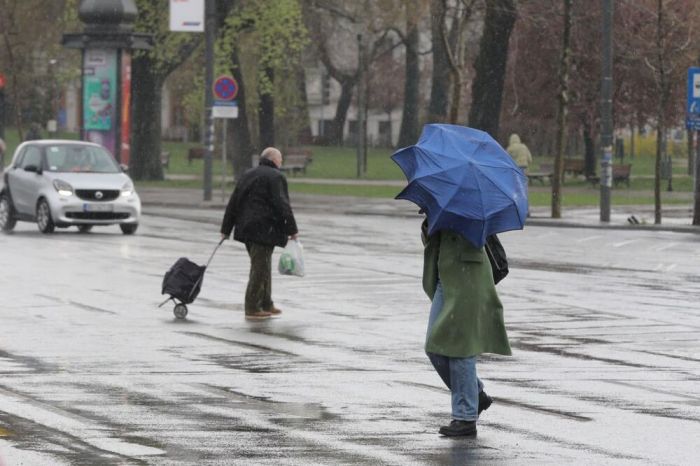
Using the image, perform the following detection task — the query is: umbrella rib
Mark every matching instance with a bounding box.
[472,163,526,205]
[475,166,527,226]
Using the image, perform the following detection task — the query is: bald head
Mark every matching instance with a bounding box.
[260,147,283,168]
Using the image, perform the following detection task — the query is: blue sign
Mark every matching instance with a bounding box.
[687,68,700,113]
[686,68,700,129]
[687,116,700,130]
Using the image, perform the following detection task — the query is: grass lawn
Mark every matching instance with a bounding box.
[3,128,697,208]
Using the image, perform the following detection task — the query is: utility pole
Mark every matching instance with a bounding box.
[356,34,366,178]
[599,0,613,222]
[203,0,216,201]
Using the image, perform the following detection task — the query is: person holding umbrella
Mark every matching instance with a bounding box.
[393,124,527,437]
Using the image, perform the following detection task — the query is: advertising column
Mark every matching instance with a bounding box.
[83,49,118,157]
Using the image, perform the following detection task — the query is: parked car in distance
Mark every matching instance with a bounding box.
[0,140,141,234]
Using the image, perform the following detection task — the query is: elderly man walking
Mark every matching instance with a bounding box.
[220,147,298,320]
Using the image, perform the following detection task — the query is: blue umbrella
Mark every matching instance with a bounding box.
[392,124,528,248]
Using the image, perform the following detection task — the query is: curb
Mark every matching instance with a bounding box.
[140,196,700,235]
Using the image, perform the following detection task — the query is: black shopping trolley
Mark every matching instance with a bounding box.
[159,238,224,319]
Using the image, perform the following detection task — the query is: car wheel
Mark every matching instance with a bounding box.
[36,199,55,234]
[78,225,93,233]
[120,223,138,235]
[0,194,17,232]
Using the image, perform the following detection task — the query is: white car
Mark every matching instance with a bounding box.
[0,140,141,234]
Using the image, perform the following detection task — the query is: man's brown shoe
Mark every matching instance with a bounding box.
[265,307,282,315]
[245,310,272,320]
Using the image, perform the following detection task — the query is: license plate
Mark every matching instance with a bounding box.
[83,203,114,212]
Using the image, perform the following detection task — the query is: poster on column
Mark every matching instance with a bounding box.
[83,49,117,156]
[120,52,132,166]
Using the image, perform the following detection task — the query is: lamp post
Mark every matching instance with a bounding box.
[62,0,152,165]
[599,0,613,222]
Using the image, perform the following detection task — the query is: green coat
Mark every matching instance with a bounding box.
[423,230,512,358]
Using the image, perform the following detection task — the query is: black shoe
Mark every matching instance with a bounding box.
[439,420,477,437]
[478,391,493,415]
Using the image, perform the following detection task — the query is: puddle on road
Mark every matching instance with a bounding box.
[202,385,340,422]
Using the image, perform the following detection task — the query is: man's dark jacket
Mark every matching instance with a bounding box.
[220,158,298,247]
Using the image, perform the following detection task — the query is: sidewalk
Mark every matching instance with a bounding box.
[138,185,700,234]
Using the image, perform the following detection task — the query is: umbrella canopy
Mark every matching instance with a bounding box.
[392,124,528,248]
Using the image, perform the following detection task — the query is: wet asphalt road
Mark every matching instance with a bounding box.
[0,207,699,465]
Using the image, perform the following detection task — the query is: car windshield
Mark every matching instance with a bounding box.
[44,145,120,174]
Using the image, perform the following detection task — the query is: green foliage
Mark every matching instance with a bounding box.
[133,0,201,77]
[223,0,308,96]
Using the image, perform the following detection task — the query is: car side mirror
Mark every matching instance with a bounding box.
[120,164,129,173]
[24,165,39,173]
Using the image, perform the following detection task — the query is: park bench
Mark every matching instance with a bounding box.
[586,163,632,187]
[527,163,553,185]
[280,148,313,175]
[187,147,205,165]
[563,158,586,177]
[613,163,632,187]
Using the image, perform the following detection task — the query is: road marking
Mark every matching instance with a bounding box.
[654,242,677,252]
[612,240,638,248]
[576,235,602,243]
[0,388,165,458]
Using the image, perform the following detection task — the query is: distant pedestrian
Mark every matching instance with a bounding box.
[421,219,511,437]
[24,123,43,141]
[506,133,532,173]
[220,147,298,321]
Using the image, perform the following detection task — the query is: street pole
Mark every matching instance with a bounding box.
[203,0,216,201]
[599,0,613,222]
[222,119,227,202]
[694,129,700,225]
[356,34,365,178]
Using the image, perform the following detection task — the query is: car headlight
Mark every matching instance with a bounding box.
[121,181,135,197]
[53,179,73,197]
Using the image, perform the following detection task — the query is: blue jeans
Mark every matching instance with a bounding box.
[426,282,483,421]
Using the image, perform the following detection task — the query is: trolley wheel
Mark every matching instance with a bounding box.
[173,303,188,319]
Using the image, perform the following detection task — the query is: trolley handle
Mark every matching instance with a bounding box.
[205,237,226,269]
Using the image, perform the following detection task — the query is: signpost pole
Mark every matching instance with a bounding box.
[222,119,227,202]
[203,0,215,201]
[694,129,700,225]
[685,68,700,224]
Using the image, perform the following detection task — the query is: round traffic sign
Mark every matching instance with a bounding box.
[213,75,238,101]
[0,74,6,89]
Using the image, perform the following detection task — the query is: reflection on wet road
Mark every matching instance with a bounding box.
[0,207,698,464]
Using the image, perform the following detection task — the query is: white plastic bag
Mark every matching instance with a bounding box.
[278,240,305,277]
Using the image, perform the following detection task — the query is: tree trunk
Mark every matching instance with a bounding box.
[688,129,694,176]
[327,79,355,146]
[397,19,421,148]
[259,67,275,148]
[428,0,450,123]
[551,0,572,219]
[583,121,596,177]
[228,47,253,181]
[654,0,665,225]
[655,122,663,224]
[296,65,313,144]
[130,55,164,181]
[629,122,635,159]
[468,0,516,138]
